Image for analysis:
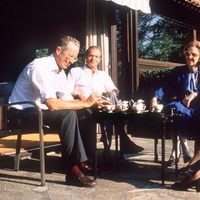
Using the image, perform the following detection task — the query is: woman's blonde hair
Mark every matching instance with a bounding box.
[183,40,200,53]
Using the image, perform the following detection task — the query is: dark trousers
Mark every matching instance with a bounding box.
[76,109,96,159]
[77,109,128,155]
[8,108,88,169]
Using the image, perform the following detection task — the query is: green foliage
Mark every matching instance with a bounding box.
[136,68,174,103]
[138,12,192,63]
[139,68,173,85]
[35,48,49,58]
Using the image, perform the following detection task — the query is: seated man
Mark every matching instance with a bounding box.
[66,46,144,162]
[8,35,109,187]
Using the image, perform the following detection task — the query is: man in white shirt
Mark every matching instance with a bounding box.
[9,36,110,187]
[66,46,144,163]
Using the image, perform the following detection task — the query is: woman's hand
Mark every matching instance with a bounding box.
[150,97,158,112]
[182,92,197,107]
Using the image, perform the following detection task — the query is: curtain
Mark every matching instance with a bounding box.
[86,0,151,72]
[86,0,109,73]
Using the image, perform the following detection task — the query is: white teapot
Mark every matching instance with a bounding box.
[103,104,115,113]
[130,99,146,113]
[115,100,129,112]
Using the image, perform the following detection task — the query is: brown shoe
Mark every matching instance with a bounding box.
[80,163,94,176]
[66,171,96,187]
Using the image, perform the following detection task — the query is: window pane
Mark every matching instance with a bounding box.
[138,12,193,63]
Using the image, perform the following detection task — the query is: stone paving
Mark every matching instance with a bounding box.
[0,137,200,200]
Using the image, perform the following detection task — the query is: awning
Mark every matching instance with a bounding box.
[184,0,200,7]
[105,0,151,13]
[173,0,200,11]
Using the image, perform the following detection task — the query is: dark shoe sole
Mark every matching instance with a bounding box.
[183,156,192,163]
[122,145,144,154]
[165,160,179,167]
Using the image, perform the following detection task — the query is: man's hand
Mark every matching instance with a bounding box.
[86,92,111,108]
[182,92,197,108]
[72,93,87,101]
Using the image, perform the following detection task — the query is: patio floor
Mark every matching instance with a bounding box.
[0,135,200,200]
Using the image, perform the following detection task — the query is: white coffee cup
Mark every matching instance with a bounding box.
[154,104,163,112]
[121,101,129,111]
[131,102,146,113]
[135,103,146,113]
[104,105,115,113]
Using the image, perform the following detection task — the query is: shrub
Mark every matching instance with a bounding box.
[136,68,173,106]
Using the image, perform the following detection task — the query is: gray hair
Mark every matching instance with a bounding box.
[85,46,102,58]
[55,35,80,51]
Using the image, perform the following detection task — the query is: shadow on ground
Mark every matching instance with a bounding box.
[0,147,181,190]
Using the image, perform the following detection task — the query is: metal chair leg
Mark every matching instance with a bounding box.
[15,134,22,171]
[154,138,158,162]
[39,134,45,186]
[161,119,166,186]
[174,134,178,177]
[94,130,97,180]
[39,114,45,186]
[115,127,119,171]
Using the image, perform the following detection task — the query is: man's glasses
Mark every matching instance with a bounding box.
[66,55,78,62]
[184,51,199,58]
[62,50,78,63]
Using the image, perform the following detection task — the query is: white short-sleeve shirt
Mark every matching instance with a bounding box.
[9,54,73,109]
[66,65,119,98]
